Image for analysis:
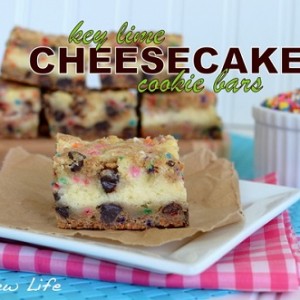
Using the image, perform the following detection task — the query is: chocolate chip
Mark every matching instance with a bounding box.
[99,168,119,193]
[71,99,86,115]
[146,165,158,174]
[69,160,84,172]
[58,126,68,134]
[105,104,119,117]
[24,100,33,109]
[25,71,32,79]
[101,75,113,87]
[68,151,86,161]
[127,74,138,85]
[116,216,125,224]
[39,75,52,89]
[143,73,153,81]
[68,151,86,172]
[146,219,154,227]
[54,110,65,122]
[99,203,122,224]
[200,94,207,103]
[55,206,69,218]
[72,124,86,135]
[76,79,85,88]
[57,78,72,90]
[95,121,110,133]
[122,127,136,139]
[166,160,175,167]
[6,124,14,133]
[0,101,7,111]
[162,202,182,216]
[50,45,58,52]
[15,41,27,48]
[23,100,34,113]
[53,192,60,201]
[207,126,222,139]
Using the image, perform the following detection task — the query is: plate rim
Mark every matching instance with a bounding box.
[0,180,299,275]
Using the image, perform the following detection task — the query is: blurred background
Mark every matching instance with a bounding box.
[1,0,300,135]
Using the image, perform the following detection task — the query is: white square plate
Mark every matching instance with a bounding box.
[0,180,299,275]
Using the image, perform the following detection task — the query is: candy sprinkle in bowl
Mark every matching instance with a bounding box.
[252,89,300,188]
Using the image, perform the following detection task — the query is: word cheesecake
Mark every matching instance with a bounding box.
[29,21,300,93]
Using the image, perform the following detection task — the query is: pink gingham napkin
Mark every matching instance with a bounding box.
[0,173,299,292]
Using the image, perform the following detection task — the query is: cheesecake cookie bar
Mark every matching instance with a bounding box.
[1,27,86,91]
[53,133,188,230]
[0,79,41,138]
[44,89,138,139]
[141,90,222,139]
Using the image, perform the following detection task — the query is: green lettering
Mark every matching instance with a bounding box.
[250,77,263,92]
[241,78,252,92]
[125,25,136,44]
[184,74,195,92]
[82,30,94,44]
[193,79,205,93]
[160,79,171,92]
[117,22,128,44]
[93,31,108,50]
[213,69,228,93]
[153,30,165,44]
[148,79,159,92]
[137,79,148,93]
[68,20,84,44]
[170,70,185,92]
[133,31,147,43]
[225,78,240,93]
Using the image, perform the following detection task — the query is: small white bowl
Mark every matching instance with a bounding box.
[252,106,300,188]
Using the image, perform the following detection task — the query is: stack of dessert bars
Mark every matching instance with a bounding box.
[0,27,223,147]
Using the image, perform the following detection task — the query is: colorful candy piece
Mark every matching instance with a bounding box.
[278,101,290,111]
[129,166,141,178]
[262,89,300,113]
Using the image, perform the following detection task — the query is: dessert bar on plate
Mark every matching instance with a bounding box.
[53,133,188,230]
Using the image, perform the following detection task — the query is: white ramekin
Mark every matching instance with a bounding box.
[252,106,300,188]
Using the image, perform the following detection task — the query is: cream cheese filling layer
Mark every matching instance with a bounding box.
[142,107,220,127]
[59,175,187,210]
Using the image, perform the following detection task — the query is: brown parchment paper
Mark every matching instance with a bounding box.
[0,135,230,166]
[0,147,243,247]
